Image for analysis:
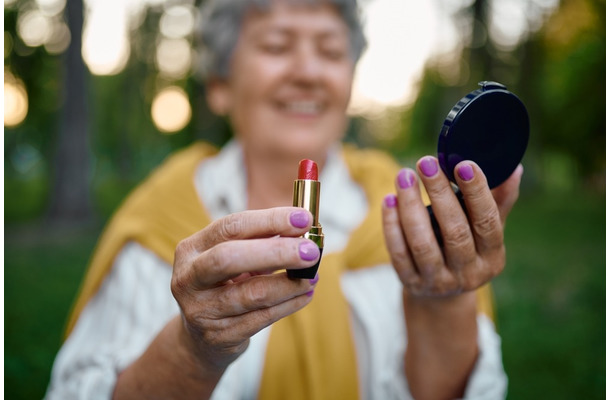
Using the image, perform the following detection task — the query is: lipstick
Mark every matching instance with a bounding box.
[288,159,324,279]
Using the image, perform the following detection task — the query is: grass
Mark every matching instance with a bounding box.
[5,224,99,400]
[496,190,605,399]
[4,189,605,399]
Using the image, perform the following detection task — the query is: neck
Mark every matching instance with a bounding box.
[243,148,327,210]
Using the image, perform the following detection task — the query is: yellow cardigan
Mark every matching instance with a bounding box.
[65,142,495,399]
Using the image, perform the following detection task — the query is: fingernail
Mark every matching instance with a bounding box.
[384,194,398,208]
[419,157,438,177]
[299,241,319,261]
[397,169,415,189]
[458,164,475,181]
[515,164,524,178]
[306,290,315,297]
[290,210,310,228]
[309,274,319,285]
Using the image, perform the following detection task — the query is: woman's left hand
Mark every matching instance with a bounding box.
[381,156,523,298]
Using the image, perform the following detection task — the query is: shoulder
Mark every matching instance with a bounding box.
[123,142,219,205]
[341,144,400,195]
[341,144,400,179]
[147,142,219,184]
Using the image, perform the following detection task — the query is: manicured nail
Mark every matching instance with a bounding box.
[299,241,319,261]
[419,157,438,177]
[397,169,415,189]
[458,164,475,181]
[306,290,315,297]
[384,194,398,208]
[290,210,310,228]
[309,274,319,285]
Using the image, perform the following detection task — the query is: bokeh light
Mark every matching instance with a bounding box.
[10,143,43,175]
[35,0,66,16]
[348,0,438,117]
[151,86,191,133]
[17,9,53,47]
[159,5,195,39]
[4,71,29,127]
[44,20,71,54]
[155,37,192,78]
[489,0,528,51]
[82,5,130,75]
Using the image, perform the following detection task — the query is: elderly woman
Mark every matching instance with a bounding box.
[46,0,522,399]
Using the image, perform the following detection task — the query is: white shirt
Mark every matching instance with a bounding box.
[45,140,508,400]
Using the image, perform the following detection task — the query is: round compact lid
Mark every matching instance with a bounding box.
[437,81,529,189]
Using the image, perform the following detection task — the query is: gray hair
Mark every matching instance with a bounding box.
[197,0,367,79]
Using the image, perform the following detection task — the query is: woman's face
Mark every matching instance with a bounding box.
[211,1,355,161]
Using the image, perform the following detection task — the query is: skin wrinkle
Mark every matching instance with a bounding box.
[472,209,503,245]
[217,214,246,242]
[442,223,474,258]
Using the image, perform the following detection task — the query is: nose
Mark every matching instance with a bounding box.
[290,42,323,86]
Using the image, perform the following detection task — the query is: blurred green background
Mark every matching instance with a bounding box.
[4,0,605,399]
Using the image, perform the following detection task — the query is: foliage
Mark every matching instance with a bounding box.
[5,227,98,400]
[533,0,605,179]
[495,190,605,399]
[4,8,63,161]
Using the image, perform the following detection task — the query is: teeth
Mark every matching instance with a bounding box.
[285,101,320,114]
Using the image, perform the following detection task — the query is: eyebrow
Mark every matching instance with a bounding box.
[252,24,348,41]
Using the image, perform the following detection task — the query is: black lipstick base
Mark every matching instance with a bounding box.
[288,247,323,279]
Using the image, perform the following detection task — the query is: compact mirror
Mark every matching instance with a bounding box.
[437,81,529,189]
[428,81,529,245]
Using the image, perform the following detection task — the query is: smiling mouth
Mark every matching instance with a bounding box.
[280,101,323,116]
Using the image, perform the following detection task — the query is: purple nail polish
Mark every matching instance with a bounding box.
[299,241,319,261]
[397,169,415,189]
[309,274,319,285]
[306,290,315,297]
[419,157,438,177]
[384,194,398,208]
[290,210,310,228]
[458,164,475,181]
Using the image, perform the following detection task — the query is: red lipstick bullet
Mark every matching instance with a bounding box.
[288,159,324,279]
[298,159,318,180]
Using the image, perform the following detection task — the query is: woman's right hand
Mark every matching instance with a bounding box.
[170,207,320,374]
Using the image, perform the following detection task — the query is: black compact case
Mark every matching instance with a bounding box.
[428,81,529,244]
[437,81,529,189]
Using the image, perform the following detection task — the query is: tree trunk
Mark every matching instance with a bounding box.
[47,0,92,224]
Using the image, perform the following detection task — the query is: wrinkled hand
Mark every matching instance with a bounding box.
[382,156,522,298]
[171,207,320,372]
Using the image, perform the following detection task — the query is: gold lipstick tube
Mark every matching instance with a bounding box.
[288,179,324,279]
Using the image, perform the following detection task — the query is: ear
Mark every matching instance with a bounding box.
[206,79,231,116]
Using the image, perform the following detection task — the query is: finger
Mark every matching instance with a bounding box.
[188,208,313,253]
[394,166,444,281]
[491,164,523,224]
[381,192,419,286]
[192,237,320,287]
[221,291,314,344]
[418,156,477,268]
[206,272,318,317]
[193,290,314,354]
[454,161,504,254]
[229,269,276,284]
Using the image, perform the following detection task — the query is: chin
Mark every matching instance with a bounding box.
[281,136,336,159]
